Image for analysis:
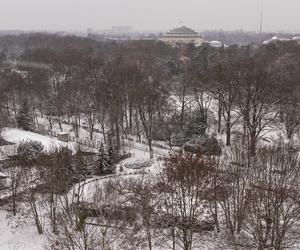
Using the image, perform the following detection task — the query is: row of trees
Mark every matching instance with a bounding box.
[1,35,300,158]
[175,41,300,155]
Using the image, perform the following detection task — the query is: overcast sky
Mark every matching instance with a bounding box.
[0,0,299,32]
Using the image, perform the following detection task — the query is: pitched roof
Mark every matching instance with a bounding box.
[167,26,198,34]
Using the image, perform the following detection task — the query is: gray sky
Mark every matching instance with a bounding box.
[0,0,299,32]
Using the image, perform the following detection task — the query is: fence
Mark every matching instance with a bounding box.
[59,120,170,150]
[49,130,104,150]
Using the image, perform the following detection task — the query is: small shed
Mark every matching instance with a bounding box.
[57,132,69,142]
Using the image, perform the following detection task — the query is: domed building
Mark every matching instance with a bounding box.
[161,26,205,46]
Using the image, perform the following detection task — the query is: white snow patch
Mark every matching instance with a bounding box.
[1,128,77,154]
[0,210,44,250]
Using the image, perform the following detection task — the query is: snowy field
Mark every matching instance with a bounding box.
[0,210,44,250]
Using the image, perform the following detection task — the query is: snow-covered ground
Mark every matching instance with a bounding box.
[1,127,78,154]
[0,210,44,250]
[0,125,169,249]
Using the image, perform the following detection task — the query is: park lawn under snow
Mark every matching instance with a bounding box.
[0,210,44,250]
[1,127,78,153]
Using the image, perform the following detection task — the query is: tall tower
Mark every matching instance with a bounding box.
[259,0,263,41]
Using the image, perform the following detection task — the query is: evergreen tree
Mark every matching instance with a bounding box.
[17,140,44,163]
[185,113,208,137]
[107,145,114,167]
[73,148,89,181]
[16,99,33,131]
[96,143,113,176]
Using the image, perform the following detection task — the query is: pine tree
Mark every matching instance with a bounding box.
[16,99,33,131]
[107,145,114,169]
[96,144,113,176]
[186,114,207,137]
[74,148,89,181]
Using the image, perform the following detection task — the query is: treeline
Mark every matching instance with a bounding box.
[1,35,300,157]
[0,33,103,58]
[1,30,300,57]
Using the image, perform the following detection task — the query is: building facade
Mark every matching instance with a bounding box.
[161,26,205,46]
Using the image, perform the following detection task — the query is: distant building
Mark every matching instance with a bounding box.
[263,36,293,45]
[161,26,205,46]
[292,37,300,43]
[208,40,224,48]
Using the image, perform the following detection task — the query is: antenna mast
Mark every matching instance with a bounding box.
[259,0,263,41]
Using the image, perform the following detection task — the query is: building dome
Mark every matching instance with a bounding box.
[161,26,204,47]
[167,26,198,35]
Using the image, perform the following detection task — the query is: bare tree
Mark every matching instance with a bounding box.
[272,52,300,141]
[39,148,74,233]
[114,175,158,250]
[244,146,300,249]
[237,47,278,156]
[209,46,243,146]
[158,150,214,250]
[23,166,44,234]
[133,60,168,158]
[5,162,23,216]
[220,144,251,236]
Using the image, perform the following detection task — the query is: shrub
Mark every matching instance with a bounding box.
[16,99,34,131]
[17,140,44,161]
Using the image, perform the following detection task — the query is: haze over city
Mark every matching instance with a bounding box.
[1,0,300,32]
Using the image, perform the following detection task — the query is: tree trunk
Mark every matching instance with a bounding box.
[148,138,153,159]
[180,84,186,132]
[218,99,222,134]
[226,110,231,146]
[48,118,53,130]
[182,230,191,250]
[115,119,121,154]
[135,114,142,143]
[30,199,43,234]
[129,103,133,134]
[89,130,93,141]
[250,131,256,157]
[58,116,63,132]
[172,227,176,250]
[100,122,106,144]
[12,194,17,216]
